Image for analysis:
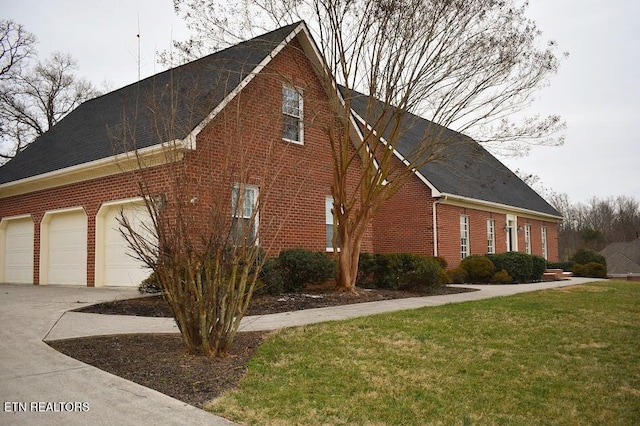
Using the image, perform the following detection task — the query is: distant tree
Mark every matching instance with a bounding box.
[0,23,99,162]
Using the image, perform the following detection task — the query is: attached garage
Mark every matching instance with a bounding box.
[41,208,87,285]
[96,200,153,287]
[0,216,34,284]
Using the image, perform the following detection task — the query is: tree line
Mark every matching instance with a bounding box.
[549,194,640,259]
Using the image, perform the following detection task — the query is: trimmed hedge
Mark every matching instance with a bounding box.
[460,256,495,283]
[357,252,446,290]
[259,249,335,293]
[487,252,533,283]
[573,262,607,278]
[531,255,547,282]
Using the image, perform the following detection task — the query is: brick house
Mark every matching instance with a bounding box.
[0,22,561,286]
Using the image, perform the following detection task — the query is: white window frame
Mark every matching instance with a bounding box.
[541,226,548,260]
[460,215,470,260]
[282,85,303,144]
[231,184,259,245]
[325,196,338,252]
[524,224,532,254]
[487,219,495,254]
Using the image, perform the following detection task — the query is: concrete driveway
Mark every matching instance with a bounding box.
[0,284,233,426]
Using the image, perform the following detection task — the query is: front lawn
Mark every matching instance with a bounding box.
[208,281,640,425]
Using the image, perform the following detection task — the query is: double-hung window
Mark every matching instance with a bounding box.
[487,219,495,254]
[282,85,303,143]
[231,184,259,245]
[541,226,548,260]
[325,196,339,251]
[524,224,532,254]
[460,215,470,259]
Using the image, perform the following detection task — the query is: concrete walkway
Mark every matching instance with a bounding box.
[1,277,600,425]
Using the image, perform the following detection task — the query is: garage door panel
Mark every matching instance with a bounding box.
[4,218,34,284]
[47,210,87,285]
[103,203,153,287]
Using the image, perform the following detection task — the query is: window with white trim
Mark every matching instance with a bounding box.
[487,219,495,254]
[282,85,303,143]
[231,184,259,245]
[460,215,470,259]
[541,226,548,260]
[524,224,532,254]
[325,196,339,251]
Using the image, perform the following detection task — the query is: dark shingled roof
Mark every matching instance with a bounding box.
[601,238,640,275]
[0,23,300,185]
[345,89,561,218]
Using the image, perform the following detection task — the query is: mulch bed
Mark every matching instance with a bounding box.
[48,285,474,409]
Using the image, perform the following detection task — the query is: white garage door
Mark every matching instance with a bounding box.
[4,217,34,284]
[48,210,87,285]
[103,203,153,286]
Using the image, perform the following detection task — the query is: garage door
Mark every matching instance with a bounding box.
[47,210,87,285]
[103,203,153,286]
[3,217,34,284]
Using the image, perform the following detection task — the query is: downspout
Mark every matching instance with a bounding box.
[432,195,446,257]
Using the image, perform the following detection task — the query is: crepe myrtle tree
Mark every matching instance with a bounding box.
[170,0,567,291]
[115,67,305,357]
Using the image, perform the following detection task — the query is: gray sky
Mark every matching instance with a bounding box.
[2,0,639,205]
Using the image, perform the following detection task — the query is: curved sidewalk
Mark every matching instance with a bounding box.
[44,277,599,341]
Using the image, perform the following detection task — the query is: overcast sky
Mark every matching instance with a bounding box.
[2,0,638,205]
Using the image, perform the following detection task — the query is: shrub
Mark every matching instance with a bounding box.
[360,253,446,290]
[460,256,496,283]
[491,269,513,284]
[571,249,607,267]
[488,252,533,283]
[404,257,448,291]
[138,272,161,294]
[256,257,285,295]
[530,255,547,282]
[447,266,468,284]
[277,249,336,292]
[356,252,376,288]
[573,262,607,278]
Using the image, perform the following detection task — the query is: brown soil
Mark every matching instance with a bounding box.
[48,285,474,409]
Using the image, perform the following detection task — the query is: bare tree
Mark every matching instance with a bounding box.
[0,19,36,79]
[0,50,99,161]
[169,0,566,291]
[115,59,307,357]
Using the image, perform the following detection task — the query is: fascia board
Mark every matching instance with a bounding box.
[438,193,564,221]
[0,141,188,199]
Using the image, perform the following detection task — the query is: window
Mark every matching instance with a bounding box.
[231,184,258,245]
[524,224,532,254]
[541,226,548,260]
[325,196,339,251]
[460,215,470,259]
[282,85,303,143]
[487,219,495,254]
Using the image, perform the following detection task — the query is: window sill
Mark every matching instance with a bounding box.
[283,137,304,146]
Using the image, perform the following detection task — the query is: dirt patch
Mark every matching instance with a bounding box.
[50,285,475,409]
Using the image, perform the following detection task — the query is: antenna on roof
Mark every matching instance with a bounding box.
[137,15,141,81]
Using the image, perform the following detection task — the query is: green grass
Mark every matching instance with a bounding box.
[208,281,640,425]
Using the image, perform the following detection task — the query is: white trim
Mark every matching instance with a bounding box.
[0,141,188,199]
[437,193,563,221]
[282,84,305,145]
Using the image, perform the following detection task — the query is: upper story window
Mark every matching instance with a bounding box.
[487,219,495,254]
[282,85,303,144]
[460,215,470,260]
[231,184,259,246]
